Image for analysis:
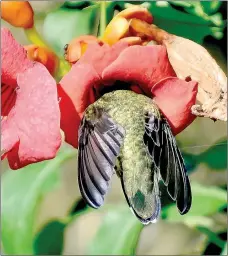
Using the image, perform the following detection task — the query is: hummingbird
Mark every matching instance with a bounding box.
[78,89,192,224]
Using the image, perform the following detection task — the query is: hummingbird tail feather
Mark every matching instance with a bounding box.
[120,166,161,225]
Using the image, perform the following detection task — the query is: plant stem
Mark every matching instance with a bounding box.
[56,59,71,81]
[24,26,49,48]
[99,1,107,37]
[25,26,71,80]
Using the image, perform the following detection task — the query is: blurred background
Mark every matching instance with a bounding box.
[1,1,227,255]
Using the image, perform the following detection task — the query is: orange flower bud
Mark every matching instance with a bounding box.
[102,6,154,46]
[25,45,59,76]
[115,6,153,24]
[1,1,34,29]
[119,36,142,46]
[129,19,168,44]
[102,17,130,45]
[64,35,103,64]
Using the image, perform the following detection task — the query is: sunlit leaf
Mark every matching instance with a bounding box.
[170,1,223,25]
[86,205,143,255]
[43,5,100,56]
[195,1,222,15]
[221,242,228,255]
[1,147,76,255]
[144,1,225,43]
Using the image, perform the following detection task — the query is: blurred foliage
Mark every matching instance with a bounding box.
[1,1,227,255]
[199,139,227,170]
[221,242,228,255]
[34,220,66,255]
[43,4,100,56]
[162,183,226,223]
[1,147,76,254]
[87,205,143,255]
[182,138,227,173]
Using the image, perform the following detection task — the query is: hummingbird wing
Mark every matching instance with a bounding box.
[78,111,125,208]
[143,114,192,215]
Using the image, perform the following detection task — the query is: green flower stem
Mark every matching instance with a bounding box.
[56,59,71,81]
[24,26,49,48]
[25,26,70,80]
[99,1,107,37]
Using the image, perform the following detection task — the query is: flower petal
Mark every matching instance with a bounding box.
[2,63,61,169]
[151,77,198,135]
[1,84,16,116]
[1,119,19,158]
[102,45,176,95]
[78,41,129,77]
[58,63,101,148]
[1,28,33,87]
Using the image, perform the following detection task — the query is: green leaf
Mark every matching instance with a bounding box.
[163,182,227,223]
[197,226,225,249]
[197,1,222,15]
[221,242,228,255]
[170,1,223,25]
[181,139,227,172]
[145,1,225,43]
[105,1,120,24]
[43,5,100,56]
[182,152,198,173]
[87,205,143,255]
[200,140,227,170]
[1,147,76,255]
[33,221,66,255]
[63,1,90,8]
[34,197,91,255]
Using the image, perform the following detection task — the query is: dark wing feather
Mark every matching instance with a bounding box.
[78,111,125,208]
[143,114,192,215]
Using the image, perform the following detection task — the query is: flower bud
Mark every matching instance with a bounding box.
[102,17,130,45]
[25,45,59,76]
[115,6,153,24]
[102,6,154,46]
[64,35,103,64]
[1,1,34,29]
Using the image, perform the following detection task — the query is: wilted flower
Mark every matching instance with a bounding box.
[1,28,61,169]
